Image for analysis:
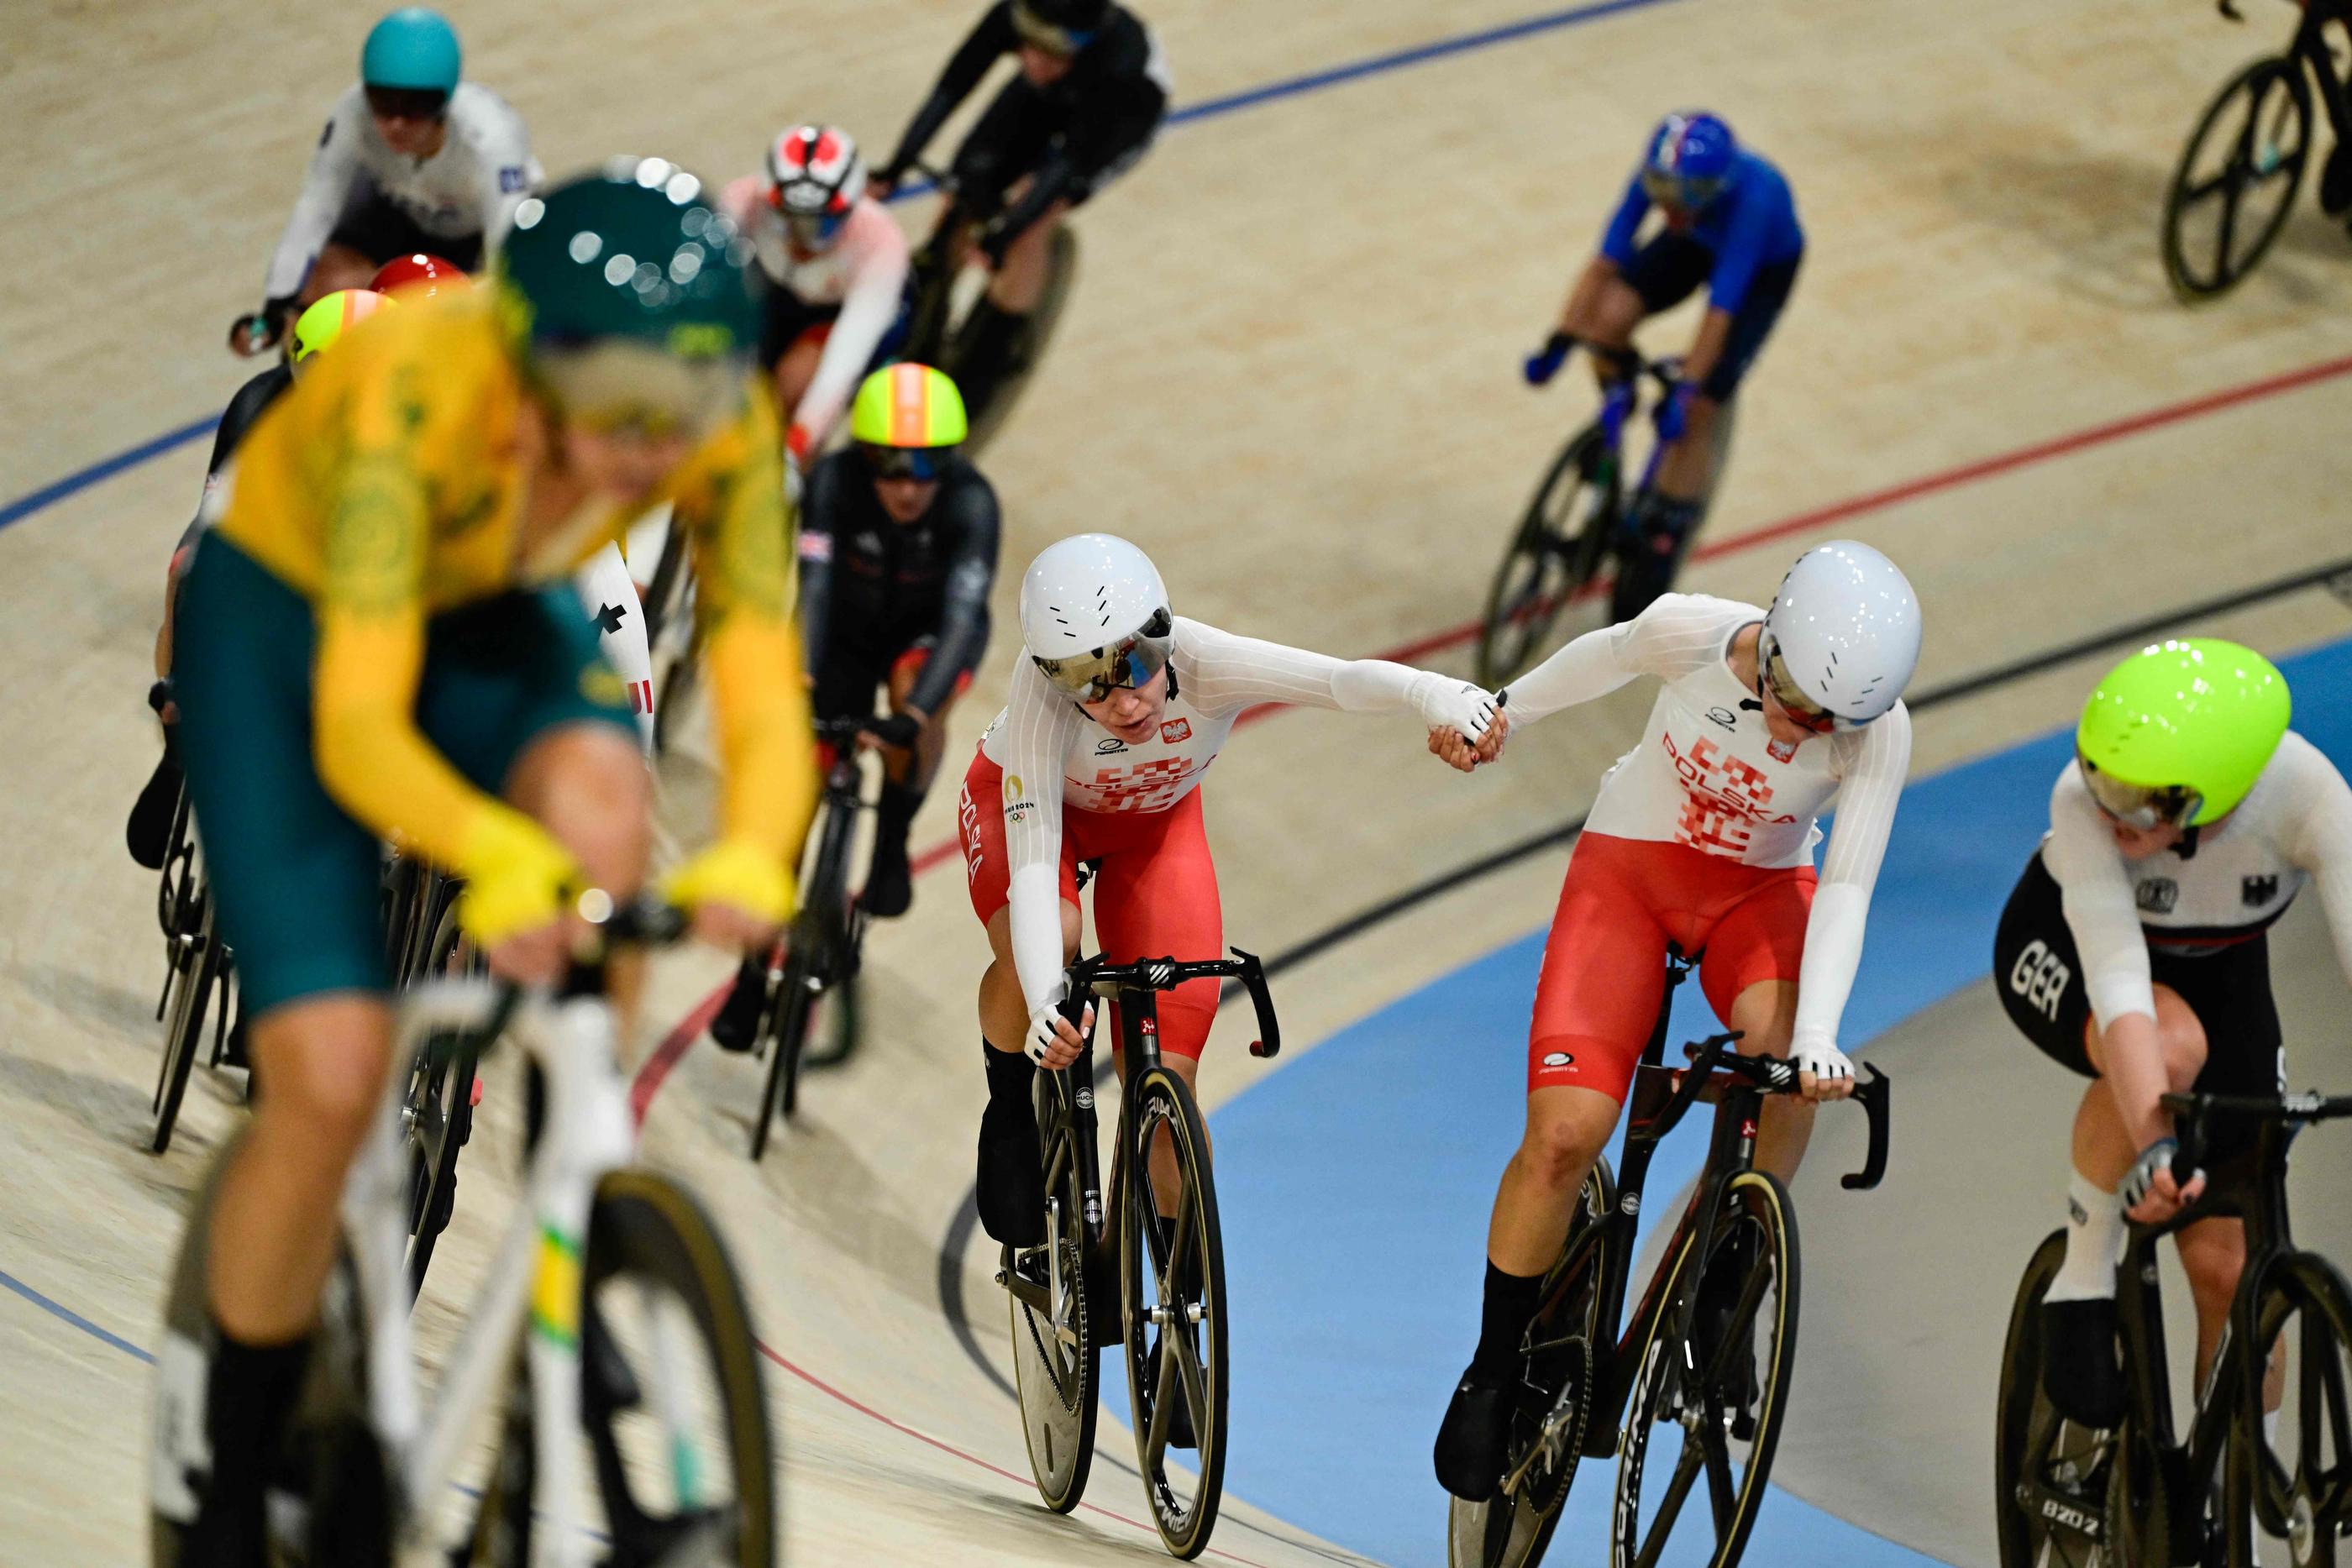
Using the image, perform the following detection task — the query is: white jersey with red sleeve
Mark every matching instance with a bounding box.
[1502,593,1914,1055]
[720,179,911,455]
[983,616,1494,1017]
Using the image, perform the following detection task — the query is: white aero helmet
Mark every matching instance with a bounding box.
[1020,533,1174,702]
[1758,541,1921,729]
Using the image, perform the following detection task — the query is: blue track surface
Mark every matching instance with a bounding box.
[1207,635,2352,1568]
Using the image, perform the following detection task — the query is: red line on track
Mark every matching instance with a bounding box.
[753,1339,1283,1566]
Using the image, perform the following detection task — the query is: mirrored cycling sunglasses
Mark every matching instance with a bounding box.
[1033,610,1174,702]
[1011,3,1097,55]
[2076,752,2202,831]
[860,443,952,481]
[365,85,451,123]
[1757,631,1840,736]
[1639,167,1726,211]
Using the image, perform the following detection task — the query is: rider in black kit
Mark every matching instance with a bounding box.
[874,0,1168,421]
[711,364,1001,1049]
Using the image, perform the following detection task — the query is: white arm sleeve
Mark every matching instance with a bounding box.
[791,211,911,448]
[574,543,654,754]
[264,94,366,302]
[1000,664,1086,1016]
[1789,704,1912,1052]
[1502,593,1750,728]
[470,96,537,255]
[2044,766,2156,1030]
[2273,732,2352,989]
[1174,620,1491,735]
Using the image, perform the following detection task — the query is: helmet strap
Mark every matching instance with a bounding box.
[2176,824,2202,861]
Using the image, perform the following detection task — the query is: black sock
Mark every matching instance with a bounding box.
[1469,1261,1545,1379]
[872,781,919,863]
[983,1037,1035,1118]
[194,1323,312,1550]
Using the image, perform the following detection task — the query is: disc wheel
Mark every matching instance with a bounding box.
[469,1171,775,1567]
[1995,1229,2113,1567]
[1011,1076,1101,1513]
[1611,1171,1798,1568]
[2163,54,2313,301]
[1121,1065,1230,1560]
[2229,1251,2352,1564]
[1476,427,1616,688]
[1449,1157,1615,1568]
[2104,1420,2172,1568]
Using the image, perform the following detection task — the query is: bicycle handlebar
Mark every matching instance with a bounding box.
[1664,1035,1892,1190]
[2165,1088,2352,1180]
[1064,947,1283,1059]
[1560,335,1682,391]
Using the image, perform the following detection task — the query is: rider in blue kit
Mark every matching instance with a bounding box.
[1525,111,1804,620]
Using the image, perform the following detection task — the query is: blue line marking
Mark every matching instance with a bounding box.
[1,1266,157,1364]
[1209,637,2352,1565]
[0,416,217,534]
[0,0,1678,536]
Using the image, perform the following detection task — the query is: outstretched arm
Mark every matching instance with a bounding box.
[1175,620,1496,743]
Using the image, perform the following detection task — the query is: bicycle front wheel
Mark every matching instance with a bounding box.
[1611,1170,1798,1568]
[1121,1064,1230,1560]
[2164,54,2313,301]
[150,899,221,1155]
[1011,1077,1101,1513]
[1478,428,1614,688]
[2229,1249,2352,1562]
[470,1170,776,1567]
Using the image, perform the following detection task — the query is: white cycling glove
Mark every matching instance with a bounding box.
[1410,674,1499,745]
[1790,1032,1856,1093]
[1027,1000,1095,1063]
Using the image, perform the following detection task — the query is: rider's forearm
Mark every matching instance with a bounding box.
[2097,1009,2175,1150]
[1680,308,1735,391]
[1789,881,1868,1055]
[992,149,1076,244]
[1496,620,1643,726]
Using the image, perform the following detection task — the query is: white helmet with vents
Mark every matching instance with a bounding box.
[1759,541,1922,728]
[1019,533,1174,702]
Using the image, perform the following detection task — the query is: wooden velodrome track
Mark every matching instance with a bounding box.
[6,0,2352,1562]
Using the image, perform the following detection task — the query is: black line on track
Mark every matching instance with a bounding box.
[930,553,2352,1550]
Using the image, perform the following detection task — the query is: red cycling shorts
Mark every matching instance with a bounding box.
[958,749,1224,1058]
[1528,832,1815,1102]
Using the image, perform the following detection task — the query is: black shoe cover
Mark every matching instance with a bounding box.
[2040,1296,2126,1429]
[1435,1370,1514,1502]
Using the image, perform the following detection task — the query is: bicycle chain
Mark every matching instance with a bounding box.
[1019,1235,1087,1414]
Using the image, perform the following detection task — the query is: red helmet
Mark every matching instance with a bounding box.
[369,252,469,296]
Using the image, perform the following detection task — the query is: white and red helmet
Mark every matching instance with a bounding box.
[764,123,867,247]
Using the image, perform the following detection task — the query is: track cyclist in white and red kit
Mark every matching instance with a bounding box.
[1432,540,1923,1499]
[961,535,1500,1261]
[722,125,911,469]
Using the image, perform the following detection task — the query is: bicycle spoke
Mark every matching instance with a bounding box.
[1162,1184,1197,1300]
[1168,1320,1210,1439]
[1701,1419,1739,1534]
[1634,1435,1709,1568]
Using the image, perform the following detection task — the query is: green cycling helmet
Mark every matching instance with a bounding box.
[2076,637,2290,829]
[498,159,760,437]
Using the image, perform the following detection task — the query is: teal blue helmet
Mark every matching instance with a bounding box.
[361,8,461,95]
[498,159,760,437]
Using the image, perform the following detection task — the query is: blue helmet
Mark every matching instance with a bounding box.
[361,8,462,95]
[1641,111,1738,210]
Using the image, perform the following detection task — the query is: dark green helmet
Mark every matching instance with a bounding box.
[499,159,759,436]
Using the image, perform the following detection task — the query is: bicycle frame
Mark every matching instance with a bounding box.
[2282,2,2352,142]
[343,977,638,1565]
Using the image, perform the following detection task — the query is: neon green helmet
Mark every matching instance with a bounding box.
[497,159,759,437]
[849,364,968,478]
[290,289,395,365]
[2076,637,2290,829]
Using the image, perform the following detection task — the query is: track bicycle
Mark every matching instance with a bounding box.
[147,728,238,1156]
[1996,1087,2352,1567]
[1476,343,1683,689]
[150,894,776,1567]
[1447,944,1892,1568]
[2163,0,2352,299]
[895,160,1081,455]
[743,716,878,1159]
[998,945,1282,1560]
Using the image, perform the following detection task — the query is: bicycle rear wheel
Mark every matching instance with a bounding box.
[469,1170,775,1567]
[1121,1065,1230,1560]
[2229,1250,2352,1563]
[962,224,1080,456]
[1448,1157,1615,1568]
[403,898,479,1299]
[150,897,222,1155]
[1477,428,1614,689]
[2164,54,2313,301]
[1994,1229,2113,1567]
[1610,1170,1798,1568]
[1012,1077,1102,1513]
